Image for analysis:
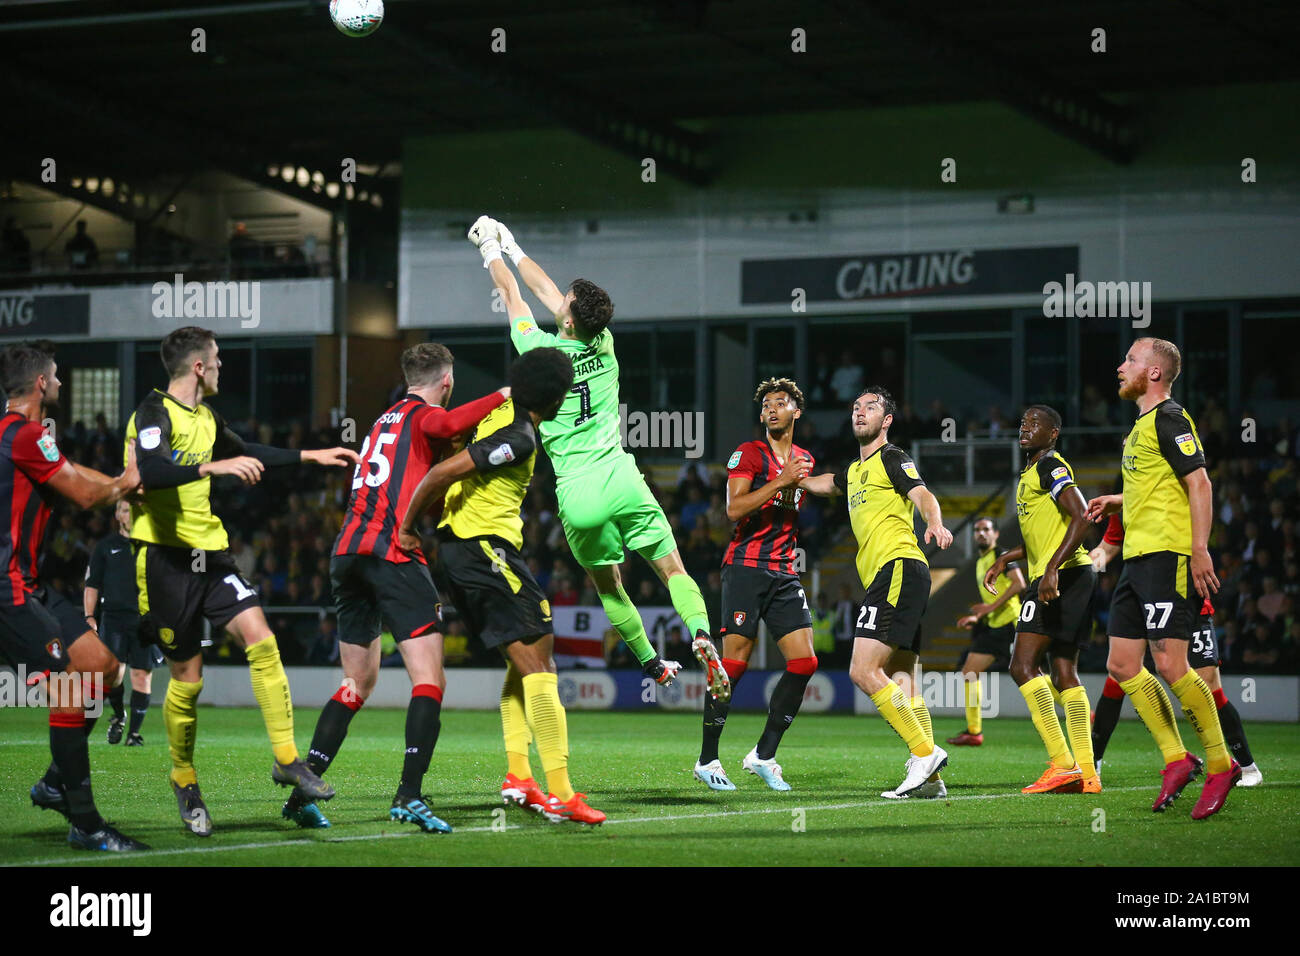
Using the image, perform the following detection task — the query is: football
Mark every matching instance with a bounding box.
[329,0,384,38]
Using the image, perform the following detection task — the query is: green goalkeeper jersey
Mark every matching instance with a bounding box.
[510,315,624,478]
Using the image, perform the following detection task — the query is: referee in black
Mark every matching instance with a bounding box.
[84,499,162,745]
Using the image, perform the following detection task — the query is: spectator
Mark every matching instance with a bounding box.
[829,350,865,403]
[64,220,99,269]
[550,572,579,607]
[1258,576,1285,621]
[2,217,31,272]
[704,491,729,544]
[679,485,708,532]
[305,616,339,666]
[808,351,835,407]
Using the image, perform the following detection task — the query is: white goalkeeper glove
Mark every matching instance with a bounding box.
[467,215,494,248]
[494,219,526,266]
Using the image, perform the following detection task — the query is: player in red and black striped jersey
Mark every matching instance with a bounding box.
[695,377,817,793]
[288,343,509,833]
[0,344,146,852]
[1088,513,1262,786]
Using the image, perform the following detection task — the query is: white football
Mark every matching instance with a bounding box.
[329,0,384,38]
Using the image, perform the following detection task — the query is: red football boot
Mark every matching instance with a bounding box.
[1153,753,1204,812]
[1191,761,1242,820]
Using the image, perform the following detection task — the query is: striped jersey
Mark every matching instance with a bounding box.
[334,390,505,563]
[722,439,812,575]
[0,413,67,605]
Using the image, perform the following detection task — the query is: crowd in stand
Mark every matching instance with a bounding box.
[41,408,1300,675]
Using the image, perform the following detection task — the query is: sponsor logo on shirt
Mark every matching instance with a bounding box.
[36,434,60,462]
[727,450,743,469]
[488,443,516,466]
[1175,432,1198,456]
[139,426,162,450]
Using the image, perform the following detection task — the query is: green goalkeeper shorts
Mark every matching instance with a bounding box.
[556,454,676,567]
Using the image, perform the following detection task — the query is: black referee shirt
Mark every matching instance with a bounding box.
[85,533,138,614]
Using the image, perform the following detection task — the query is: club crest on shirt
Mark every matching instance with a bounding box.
[727,450,743,469]
[45,639,63,660]
[902,461,920,480]
[733,611,746,627]
[36,434,60,462]
[1175,432,1198,456]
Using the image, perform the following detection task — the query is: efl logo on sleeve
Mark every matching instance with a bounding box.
[488,443,516,466]
[727,450,743,469]
[1051,466,1070,481]
[139,426,163,450]
[515,319,537,336]
[1175,432,1198,456]
[36,434,60,462]
[902,461,920,480]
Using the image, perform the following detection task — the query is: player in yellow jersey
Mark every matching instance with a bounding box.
[126,327,359,836]
[947,516,1024,746]
[985,406,1100,794]
[396,348,606,825]
[1085,338,1238,819]
[802,387,953,798]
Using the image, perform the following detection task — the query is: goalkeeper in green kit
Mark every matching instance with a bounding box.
[467,215,731,701]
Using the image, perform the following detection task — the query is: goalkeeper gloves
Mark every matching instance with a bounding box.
[494,219,526,266]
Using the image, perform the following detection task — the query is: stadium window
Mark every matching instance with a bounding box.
[1241,312,1299,402]
[70,367,120,429]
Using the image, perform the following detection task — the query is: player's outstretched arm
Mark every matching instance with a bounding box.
[45,442,139,509]
[491,218,565,318]
[395,449,479,554]
[799,472,842,497]
[1084,493,1122,522]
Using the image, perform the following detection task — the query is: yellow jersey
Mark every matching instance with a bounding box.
[833,443,927,586]
[1121,399,1205,559]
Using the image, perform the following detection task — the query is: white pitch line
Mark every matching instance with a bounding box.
[10,779,1291,868]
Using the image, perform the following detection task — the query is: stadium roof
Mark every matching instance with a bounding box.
[3,0,1299,202]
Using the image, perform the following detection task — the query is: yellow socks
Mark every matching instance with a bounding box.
[1060,685,1096,779]
[1119,667,1186,764]
[1020,675,1073,768]
[522,672,572,801]
[870,682,932,757]
[910,695,934,748]
[964,678,982,735]
[164,677,203,787]
[1170,670,1231,773]
[500,663,533,780]
[245,636,298,765]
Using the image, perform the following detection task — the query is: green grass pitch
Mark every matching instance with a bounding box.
[2,707,1297,867]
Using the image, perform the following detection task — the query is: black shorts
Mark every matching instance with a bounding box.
[1016,564,1096,647]
[330,552,444,647]
[854,558,930,653]
[435,533,551,650]
[1188,612,1220,669]
[1108,551,1198,643]
[135,542,262,662]
[100,610,163,671]
[970,621,1016,657]
[0,587,91,673]
[718,563,811,640]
